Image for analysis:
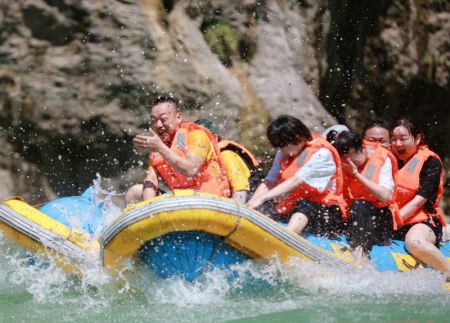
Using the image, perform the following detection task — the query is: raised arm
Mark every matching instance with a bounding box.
[342,157,393,202]
[134,128,207,178]
[156,144,206,177]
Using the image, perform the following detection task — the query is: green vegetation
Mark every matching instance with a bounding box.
[202,20,239,67]
[393,0,409,11]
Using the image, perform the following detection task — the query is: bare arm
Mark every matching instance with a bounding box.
[142,166,159,200]
[247,182,271,208]
[260,176,304,202]
[247,177,303,209]
[156,144,206,177]
[248,153,282,207]
[399,195,428,221]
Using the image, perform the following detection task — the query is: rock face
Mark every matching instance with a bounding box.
[0,0,334,202]
[0,0,449,214]
[318,0,450,213]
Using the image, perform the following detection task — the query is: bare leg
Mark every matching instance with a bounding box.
[286,212,308,234]
[405,223,450,273]
[125,184,144,206]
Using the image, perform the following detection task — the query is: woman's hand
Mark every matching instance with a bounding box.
[342,157,359,176]
[246,195,266,209]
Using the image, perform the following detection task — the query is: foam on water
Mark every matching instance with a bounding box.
[122,256,450,322]
[133,256,447,304]
[0,237,69,303]
[0,226,449,322]
[0,177,448,321]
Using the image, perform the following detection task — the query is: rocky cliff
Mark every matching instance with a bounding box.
[0,0,449,212]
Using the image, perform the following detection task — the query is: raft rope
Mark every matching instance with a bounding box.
[100,195,352,270]
[223,199,242,240]
[200,199,244,276]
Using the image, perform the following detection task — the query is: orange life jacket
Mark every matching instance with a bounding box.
[396,145,446,227]
[218,140,260,169]
[150,122,231,197]
[344,140,402,229]
[274,134,347,218]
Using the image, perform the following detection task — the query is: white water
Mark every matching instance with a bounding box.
[0,178,448,321]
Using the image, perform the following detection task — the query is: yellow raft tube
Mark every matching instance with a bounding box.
[100,190,353,276]
[1,190,353,277]
[3,190,448,287]
[0,198,99,273]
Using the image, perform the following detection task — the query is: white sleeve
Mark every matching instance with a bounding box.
[295,148,336,193]
[378,157,394,193]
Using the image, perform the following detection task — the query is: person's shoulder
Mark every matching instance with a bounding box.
[222,150,245,165]
[313,147,333,158]
[303,148,334,167]
[189,128,209,136]
[423,155,442,169]
[221,149,239,158]
[187,129,212,142]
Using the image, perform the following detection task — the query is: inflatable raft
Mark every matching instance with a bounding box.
[1,190,449,281]
[0,188,101,273]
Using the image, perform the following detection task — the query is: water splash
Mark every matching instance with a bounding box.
[90,173,122,236]
[0,178,448,321]
[0,226,448,322]
[129,255,448,306]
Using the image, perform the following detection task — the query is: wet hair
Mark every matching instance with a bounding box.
[323,124,350,144]
[391,118,425,144]
[267,115,312,148]
[333,131,363,155]
[151,95,180,111]
[326,130,339,144]
[363,119,390,135]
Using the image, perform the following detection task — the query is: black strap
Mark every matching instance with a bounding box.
[143,180,158,192]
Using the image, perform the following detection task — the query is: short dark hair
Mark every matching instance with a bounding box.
[363,119,390,136]
[391,117,425,144]
[267,115,312,148]
[333,131,363,155]
[151,95,179,110]
[326,130,339,144]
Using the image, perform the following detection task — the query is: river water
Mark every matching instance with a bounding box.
[0,233,448,322]
[0,185,449,322]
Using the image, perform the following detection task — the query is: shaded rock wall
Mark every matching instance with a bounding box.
[0,0,334,202]
[0,0,448,212]
[319,0,450,213]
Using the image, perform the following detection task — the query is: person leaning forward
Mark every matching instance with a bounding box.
[125,96,230,205]
[195,118,261,204]
[247,115,346,238]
